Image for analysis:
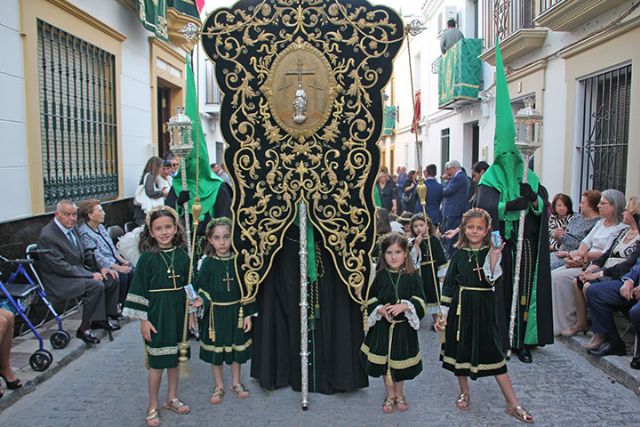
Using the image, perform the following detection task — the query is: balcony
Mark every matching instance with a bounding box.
[438,39,482,110]
[536,0,629,31]
[480,0,548,65]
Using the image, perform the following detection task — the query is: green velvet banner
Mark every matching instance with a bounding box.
[438,38,482,108]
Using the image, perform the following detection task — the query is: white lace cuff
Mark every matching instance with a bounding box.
[401,299,420,331]
[368,305,385,328]
[122,307,147,321]
[483,252,502,282]
[410,245,420,269]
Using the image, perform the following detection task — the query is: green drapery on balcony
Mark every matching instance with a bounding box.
[383,106,396,136]
[136,0,199,41]
[438,38,482,109]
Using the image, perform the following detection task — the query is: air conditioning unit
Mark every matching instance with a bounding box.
[438,6,458,34]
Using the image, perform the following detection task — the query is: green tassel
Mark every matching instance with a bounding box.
[314,304,320,320]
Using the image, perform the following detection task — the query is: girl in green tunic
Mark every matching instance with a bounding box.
[191,217,256,405]
[437,208,533,423]
[122,206,192,427]
[410,214,447,326]
[361,232,427,414]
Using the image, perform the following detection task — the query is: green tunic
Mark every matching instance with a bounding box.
[440,247,507,379]
[195,255,257,366]
[123,248,190,369]
[361,270,426,382]
[415,236,447,306]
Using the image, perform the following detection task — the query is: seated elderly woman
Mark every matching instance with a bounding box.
[586,255,640,367]
[0,308,22,398]
[78,199,134,306]
[549,193,574,252]
[550,190,601,270]
[551,189,628,336]
[564,196,640,341]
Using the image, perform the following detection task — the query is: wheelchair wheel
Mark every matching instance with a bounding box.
[50,330,71,349]
[30,349,53,371]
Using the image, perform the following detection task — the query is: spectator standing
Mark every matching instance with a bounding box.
[211,162,232,187]
[440,18,464,54]
[401,170,418,213]
[396,166,407,200]
[133,157,167,226]
[441,160,470,256]
[376,171,397,214]
[469,161,489,206]
[417,164,443,228]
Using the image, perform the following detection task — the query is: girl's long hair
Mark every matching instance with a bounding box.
[376,232,416,274]
[410,213,435,237]
[455,208,492,249]
[203,217,232,257]
[138,207,187,253]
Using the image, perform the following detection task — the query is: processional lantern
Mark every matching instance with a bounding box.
[508,97,544,354]
[167,106,194,255]
[514,98,543,158]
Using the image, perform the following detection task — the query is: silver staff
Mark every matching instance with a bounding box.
[298,200,310,410]
[508,98,543,354]
[167,106,194,256]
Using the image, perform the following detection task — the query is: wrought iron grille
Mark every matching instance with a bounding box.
[539,0,563,15]
[37,20,119,208]
[578,65,631,194]
[482,0,534,50]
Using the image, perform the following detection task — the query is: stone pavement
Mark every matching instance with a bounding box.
[1,319,639,426]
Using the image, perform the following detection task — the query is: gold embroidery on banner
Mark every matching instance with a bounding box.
[201,1,404,305]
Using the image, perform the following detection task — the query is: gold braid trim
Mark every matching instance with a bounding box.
[145,345,179,356]
[441,355,506,373]
[441,295,452,304]
[200,339,253,353]
[360,343,422,370]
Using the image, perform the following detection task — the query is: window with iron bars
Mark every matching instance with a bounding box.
[578,64,631,194]
[37,20,119,209]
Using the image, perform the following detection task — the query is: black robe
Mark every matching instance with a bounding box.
[250,225,369,394]
[475,184,554,351]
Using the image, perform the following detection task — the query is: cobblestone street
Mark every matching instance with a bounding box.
[1,320,639,426]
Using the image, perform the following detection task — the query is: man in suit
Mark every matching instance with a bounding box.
[441,160,470,256]
[37,200,120,344]
[416,164,443,228]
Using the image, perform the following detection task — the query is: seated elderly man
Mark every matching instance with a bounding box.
[586,255,640,368]
[37,200,120,344]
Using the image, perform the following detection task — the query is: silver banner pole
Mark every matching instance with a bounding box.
[299,200,310,410]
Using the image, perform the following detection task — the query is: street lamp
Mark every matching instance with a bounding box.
[167,106,194,256]
[508,97,543,352]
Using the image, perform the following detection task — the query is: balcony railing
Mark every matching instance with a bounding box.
[482,0,535,51]
[538,0,563,14]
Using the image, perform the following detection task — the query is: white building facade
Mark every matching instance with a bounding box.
[384,0,639,202]
[0,0,201,221]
